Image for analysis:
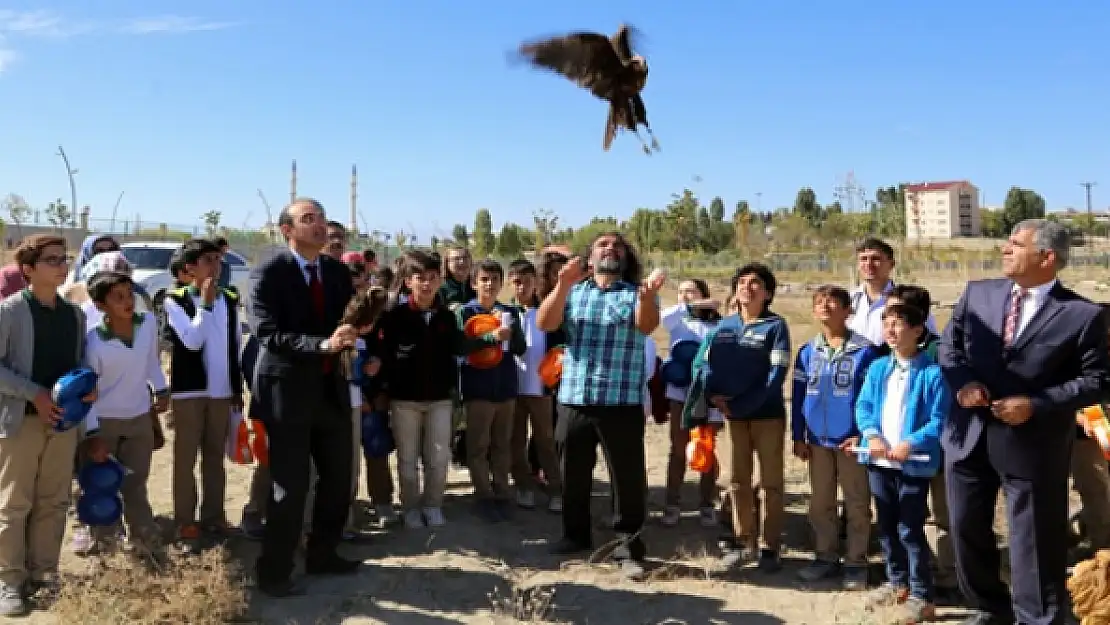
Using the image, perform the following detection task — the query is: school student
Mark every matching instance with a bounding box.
[163,238,243,547]
[75,272,169,554]
[456,259,527,522]
[0,235,98,617]
[685,263,791,573]
[790,285,879,589]
[507,259,564,513]
[855,304,950,622]
[660,278,723,528]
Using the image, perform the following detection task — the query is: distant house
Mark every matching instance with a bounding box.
[904,180,981,240]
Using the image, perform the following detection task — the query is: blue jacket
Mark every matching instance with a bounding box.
[456,300,527,403]
[682,311,791,428]
[791,331,880,447]
[854,352,951,478]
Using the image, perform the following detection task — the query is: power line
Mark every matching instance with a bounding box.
[1080,181,1097,248]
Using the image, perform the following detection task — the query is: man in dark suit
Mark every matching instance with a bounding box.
[249,198,359,596]
[938,219,1110,625]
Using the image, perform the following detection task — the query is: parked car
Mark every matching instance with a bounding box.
[119,241,252,314]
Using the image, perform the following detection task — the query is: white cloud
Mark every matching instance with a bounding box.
[0,10,235,72]
[118,16,236,35]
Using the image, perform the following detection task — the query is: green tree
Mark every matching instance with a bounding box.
[708,196,725,223]
[496,223,526,257]
[201,210,222,237]
[451,224,470,248]
[569,217,620,253]
[626,208,666,252]
[532,208,558,250]
[1,193,30,237]
[732,200,752,249]
[473,209,495,257]
[663,189,699,251]
[980,208,1006,238]
[793,187,823,228]
[874,186,907,238]
[1000,187,1047,233]
[45,199,71,233]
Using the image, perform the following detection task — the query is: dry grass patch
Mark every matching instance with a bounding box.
[50,547,248,625]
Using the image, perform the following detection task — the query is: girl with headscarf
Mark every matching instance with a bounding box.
[66,234,120,286]
[75,251,151,329]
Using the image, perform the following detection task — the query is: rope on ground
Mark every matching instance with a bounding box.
[1068,549,1110,625]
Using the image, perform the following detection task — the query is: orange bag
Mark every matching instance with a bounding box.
[464,313,504,369]
[1077,404,1110,461]
[249,418,269,468]
[686,425,716,473]
[538,346,565,388]
[228,417,253,465]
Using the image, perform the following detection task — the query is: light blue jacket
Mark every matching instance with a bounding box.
[854,352,951,477]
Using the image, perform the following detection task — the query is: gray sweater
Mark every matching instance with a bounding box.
[0,292,86,438]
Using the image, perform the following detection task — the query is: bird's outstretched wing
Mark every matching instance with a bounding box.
[518,32,624,97]
[610,23,642,63]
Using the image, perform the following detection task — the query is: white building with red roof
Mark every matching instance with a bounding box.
[903,180,981,240]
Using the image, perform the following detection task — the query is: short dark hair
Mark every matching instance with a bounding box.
[812,284,851,309]
[180,239,221,266]
[882,302,926,328]
[326,220,346,232]
[856,237,895,261]
[346,259,367,277]
[15,234,67,273]
[169,247,188,284]
[278,198,325,230]
[362,249,376,263]
[890,284,932,316]
[507,258,535,277]
[474,258,504,282]
[732,262,778,306]
[371,267,394,290]
[214,236,229,248]
[400,250,441,281]
[88,271,133,304]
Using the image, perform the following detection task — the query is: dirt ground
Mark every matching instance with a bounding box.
[4,276,1104,624]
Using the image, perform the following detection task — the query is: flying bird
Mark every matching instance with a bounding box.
[517,23,660,155]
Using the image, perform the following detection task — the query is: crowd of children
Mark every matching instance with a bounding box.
[0,231,1106,623]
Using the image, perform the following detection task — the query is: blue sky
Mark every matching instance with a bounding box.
[2,1,1109,241]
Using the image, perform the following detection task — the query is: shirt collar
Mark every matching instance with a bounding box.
[290,249,321,277]
[1013,279,1057,299]
[96,313,144,342]
[21,288,60,309]
[853,280,894,305]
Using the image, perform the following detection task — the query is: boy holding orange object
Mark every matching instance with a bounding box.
[457,259,527,522]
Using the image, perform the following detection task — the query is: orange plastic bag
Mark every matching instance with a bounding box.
[1077,404,1110,461]
[249,418,269,468]
[464,313,504,369]
[686,425,716,473]
[538,346,565,388]
[226,411,253,465]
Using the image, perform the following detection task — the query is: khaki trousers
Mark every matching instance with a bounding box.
[1072,436,1110,550]
[465,399,515,500]
[391,400,453,510]
[347,407,362,530]
[90,415,158,546]
[724,418,785,550]
[510,395,562,493]
[666,400,719,508]
[170,397,231,526]
[0,419,79,586]
[807,445,871,564]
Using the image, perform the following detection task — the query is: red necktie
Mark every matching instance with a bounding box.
[307,264,332,373]
[1003,287,1027,347]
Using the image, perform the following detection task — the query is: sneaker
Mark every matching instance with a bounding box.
[864,583,909,610]
[901,596,936,622]
[698,506,718,528]
[841,565,869,591]
[547,495,563,514]
[718,546,752,569]
[797,558,840,582]
[71,526,95,556]
[618,558,646,581]
[375,505,399,526]
[403,509,425,529]
[177,523,202,553]
[660,506,681,527]
[757,548,782,573]
[516,490,536,509]
[0,583,27,617]
[422,507,446,527]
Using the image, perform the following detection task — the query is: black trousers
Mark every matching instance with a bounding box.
[255,375,353,583]
[556,403,647,560]
[946,437,1071,625]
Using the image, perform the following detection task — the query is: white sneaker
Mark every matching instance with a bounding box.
[516,490,536,509]
[423,507,446,527]
[660,506,681,527]
[547,495,563,513]
[71,526,95,555]
[699,506,719,528]
[376,505,399,526]
[403,508,425,529]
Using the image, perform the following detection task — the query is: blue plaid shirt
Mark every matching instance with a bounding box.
[558,279,652,406]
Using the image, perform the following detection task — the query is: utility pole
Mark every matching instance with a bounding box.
[350,164,358,237]
[1080,181,1096,249]
[290,159,298,204]
[56,146,78,226]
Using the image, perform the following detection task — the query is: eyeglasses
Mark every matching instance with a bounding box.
[38,255,69,267]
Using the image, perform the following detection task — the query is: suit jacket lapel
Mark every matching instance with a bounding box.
[1010,282,1064,351]
[988,280,1013,339]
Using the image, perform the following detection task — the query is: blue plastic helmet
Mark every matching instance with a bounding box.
[77,492,123,527]
[659,358,692,387]
[77,457,125,495]
[361,410,396,459]
[52,368,98,432]
[668,339,701,365]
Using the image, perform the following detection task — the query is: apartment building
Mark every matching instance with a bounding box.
[904,180,981,240]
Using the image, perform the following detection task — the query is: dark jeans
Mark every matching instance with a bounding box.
[868,466,933,602]
[556,403,647,560]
